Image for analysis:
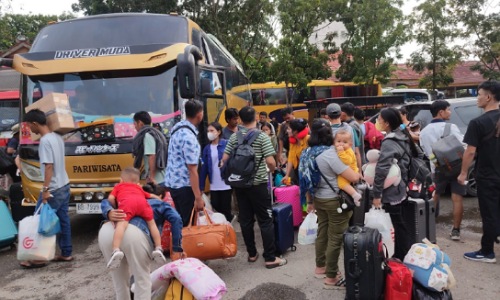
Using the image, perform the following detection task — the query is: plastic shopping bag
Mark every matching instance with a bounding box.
[298,212,318,245]
[17,206,56,261]
[202,193,213,211]
[38,203,61,236]
[365,207,395,257]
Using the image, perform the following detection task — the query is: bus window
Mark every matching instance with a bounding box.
[315,87,331,99]
[252,90,265,105]
[265,88,286,105]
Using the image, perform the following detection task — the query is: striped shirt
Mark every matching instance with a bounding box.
[224,127,276,185]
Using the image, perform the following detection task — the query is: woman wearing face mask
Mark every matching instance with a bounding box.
[199,122,233,222]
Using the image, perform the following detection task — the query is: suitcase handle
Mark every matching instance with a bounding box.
[348,258,361,278]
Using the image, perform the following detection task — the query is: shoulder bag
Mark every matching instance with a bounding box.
[317,169,355,212]
[174,208,237,260]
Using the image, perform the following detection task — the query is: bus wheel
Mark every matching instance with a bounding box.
[466,166,477,197]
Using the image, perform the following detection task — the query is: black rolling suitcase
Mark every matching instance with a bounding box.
[403,197,436,244]
[349,186,370,226]
[344,226,385,300]
[272,202,297,255]
[269,172,296,255]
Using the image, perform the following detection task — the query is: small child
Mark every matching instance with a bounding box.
[334,129,362,206]
[107,167,166,269]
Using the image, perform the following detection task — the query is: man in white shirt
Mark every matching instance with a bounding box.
[420,100,465,241]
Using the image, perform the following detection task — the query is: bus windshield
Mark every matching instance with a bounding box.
[25,63,179,141]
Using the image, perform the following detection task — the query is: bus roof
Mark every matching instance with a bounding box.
[13,13,197,76]
[248,80,359,89]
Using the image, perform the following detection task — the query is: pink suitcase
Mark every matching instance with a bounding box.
[274,185,302,227]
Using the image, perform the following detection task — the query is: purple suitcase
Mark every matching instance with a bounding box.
[274,185,302,227]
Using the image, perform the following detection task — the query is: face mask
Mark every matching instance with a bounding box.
[207,132,218,141]
[375,119,385,132]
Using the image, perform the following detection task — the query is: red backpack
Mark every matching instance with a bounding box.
[385,258,412,300]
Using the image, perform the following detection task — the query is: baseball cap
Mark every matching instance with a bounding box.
[326,103,341,118]
[11,124,19,135]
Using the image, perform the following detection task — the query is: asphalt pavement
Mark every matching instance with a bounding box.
[0,195,499,300]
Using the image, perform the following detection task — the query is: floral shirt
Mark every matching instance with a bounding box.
[164,120,200,189]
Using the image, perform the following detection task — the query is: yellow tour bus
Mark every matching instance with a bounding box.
[5,13,250,214]
[232,80,382,122]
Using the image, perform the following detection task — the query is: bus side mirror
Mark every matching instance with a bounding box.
[177,45,203,99]
[0,58,13,68]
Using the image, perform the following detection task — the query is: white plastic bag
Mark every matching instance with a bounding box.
[364,207,395,257]
[17,206,56,261]
[202,193,213,211]
[298,212,318,245]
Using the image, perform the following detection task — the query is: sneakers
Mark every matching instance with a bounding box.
[450,228,460,241]
[107,249,124,269]
[464,250,496,263]
[152,247,167,264]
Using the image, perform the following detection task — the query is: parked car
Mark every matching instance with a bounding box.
[387,88,445,103]
[369,97,482,196]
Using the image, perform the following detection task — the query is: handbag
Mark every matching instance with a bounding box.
[318,169,355,212]
[431,123,464,177]
[175,208,237,260]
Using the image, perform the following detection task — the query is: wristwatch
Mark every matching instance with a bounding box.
[42,186,50,192]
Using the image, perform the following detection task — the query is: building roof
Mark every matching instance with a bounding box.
[0,41,31,58]
[390,61,487,88]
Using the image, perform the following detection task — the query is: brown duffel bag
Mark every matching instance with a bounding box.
[174,208,237,260]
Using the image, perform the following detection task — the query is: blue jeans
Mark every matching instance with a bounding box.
[36,184,72,257]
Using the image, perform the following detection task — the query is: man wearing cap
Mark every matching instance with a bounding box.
[326,103,356,149]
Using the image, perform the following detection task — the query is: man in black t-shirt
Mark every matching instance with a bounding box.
[460,80,500,264]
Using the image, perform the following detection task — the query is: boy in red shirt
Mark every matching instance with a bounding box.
[106,167,166,268]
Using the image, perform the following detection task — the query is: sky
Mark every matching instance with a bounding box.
[6,0,493,63]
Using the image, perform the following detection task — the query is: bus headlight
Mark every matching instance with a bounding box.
[83,192,94,201]
[21,162,43,182]
[95,192,105,201]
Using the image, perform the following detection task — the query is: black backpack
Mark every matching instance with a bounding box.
[396,141,432,199]
[222,129,263,188]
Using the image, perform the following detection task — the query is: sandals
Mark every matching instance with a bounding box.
[52,255,74,262]
[323,276,346,290]
[20,261,47,269]
[247,253,259,263]
[265,257,287,269]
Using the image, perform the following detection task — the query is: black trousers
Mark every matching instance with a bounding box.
[170,186,195,227]
[477,179,500,254]
[235,183,276,262]
[385,202,413,261]
[210,189,233,222]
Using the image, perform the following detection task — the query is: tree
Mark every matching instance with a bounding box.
[0,13,76,51]
[333,0,407,86]
[271,0,332,105]
[449,0,500,80]
[71,0,178,15]
[407,0,462,90]
[181,0,276,83]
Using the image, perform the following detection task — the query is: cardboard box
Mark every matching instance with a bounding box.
[25,93,76,134]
